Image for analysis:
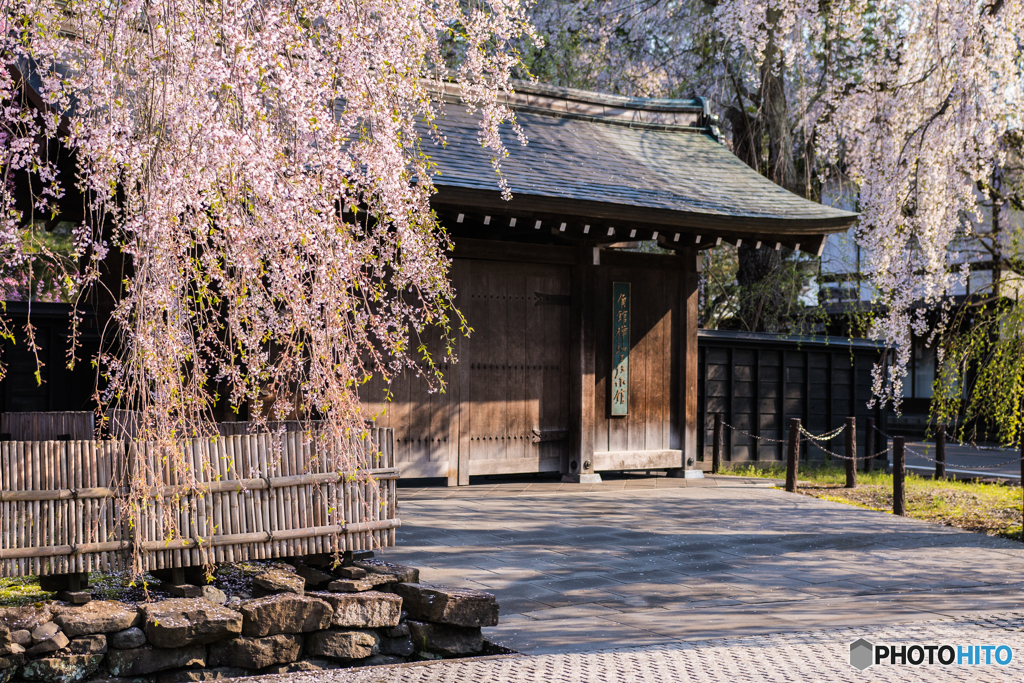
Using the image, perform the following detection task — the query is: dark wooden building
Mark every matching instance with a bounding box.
[359,82,858,484]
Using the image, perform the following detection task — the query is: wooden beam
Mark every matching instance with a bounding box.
[593,450,682,471]
[450,237,579,265]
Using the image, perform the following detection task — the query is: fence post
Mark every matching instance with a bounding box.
[786,418,800,493]
[935,424,945,480]
[893,436,906,516]
[712,414,723,475]
[864,417,874,473]
[845,417,856,488]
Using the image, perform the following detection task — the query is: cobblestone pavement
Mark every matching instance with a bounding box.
[270,611,1024,682]
[381,474,1024,654]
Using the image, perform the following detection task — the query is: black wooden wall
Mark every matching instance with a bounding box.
[0,302,101,413]
[698,330,886,465]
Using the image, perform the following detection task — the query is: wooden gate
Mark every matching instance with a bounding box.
[361,258,571,483]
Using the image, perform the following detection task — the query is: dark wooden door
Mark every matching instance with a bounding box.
[460,259,571,476]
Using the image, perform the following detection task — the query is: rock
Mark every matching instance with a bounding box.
[411,651,442,661]
[11,631,32,647]
[379,636,414,657]
[109,628,146,650]
[313,592,402,629]
[53,602,142,638]
[304,630,379,660]
[252,571,304,597]
[291,565,335,591]
[388,584,498,627]
[83,676,151,683]
[19,655,103,683]
[31,623,60,644]
[199,587,226,607]
[208,634,303,669]
[155,667,247,683]
[6,644,24,656]
[326,580,373,593]
[105,645,206,677]
[361,654,405,666]
[354,560,418,584]
[407,621,483,656]
[26,632,69,656]
[334,567,365,580]
[142,599,242,648]
[0,626,8,653]
[384,623,409,638]
[0,606,53,632]
[68,636,107,655]
[238,594,332,637]
[260,658,341,674]
[0,655,26,683]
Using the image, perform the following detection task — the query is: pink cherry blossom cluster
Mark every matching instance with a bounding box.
[1,0,537,560]
[528,0,1023,411]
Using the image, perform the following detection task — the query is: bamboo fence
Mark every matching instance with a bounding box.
[0,428,398,577]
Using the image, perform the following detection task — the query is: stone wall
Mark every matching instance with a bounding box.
[0,560,502,683]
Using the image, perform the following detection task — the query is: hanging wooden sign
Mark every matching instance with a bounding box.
[611,281,630,415]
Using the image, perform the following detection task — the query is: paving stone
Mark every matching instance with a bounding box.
[354,561,418,584]
[0,606,53,632]
[142,599,242,648]
[238,594,332,637]
[305,630,379,660]
[31,623,60,644]
[261,658,342,674]
[67,635,106,655]
[327,580,374,593]
[19,655,103,683]
[154,666,248,683]
[407,621,483,656]
[252,570,305,597]
[313,592,402,628]
[109,628,146,650]
[105,645,207,677]
[388,584,498,627]
[53,602,141,638]
[208,634,303,669]
[25,632,69,656]
[200,587,227,606]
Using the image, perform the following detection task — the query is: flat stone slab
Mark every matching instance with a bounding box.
[313,592,402,628]
[208,634,303,669]
[305,630,379,660]
[388,584,498,628]
[19,654,103,683]
[238,595,332,637]
[407,621,483,656]
[106,644,206,677]
[54,601,141,638]
[253,570,305,597]
[142,599,242,648]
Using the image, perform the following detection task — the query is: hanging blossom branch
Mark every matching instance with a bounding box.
[712,0,1023,410]
[1,0,538,568]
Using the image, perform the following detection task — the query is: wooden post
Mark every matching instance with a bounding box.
[845,417,856,488]
[712,414,723,475]
[786,418,800,492]
[565,246,598,483]
[864,416,875,473]
[934,424,946,480]
[893,436,906,516]
[669,248,700,478]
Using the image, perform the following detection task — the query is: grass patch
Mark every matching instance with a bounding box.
[723,463,1024,539]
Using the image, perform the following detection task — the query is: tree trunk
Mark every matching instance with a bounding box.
[736,245,784,331]
[761,8,798,195]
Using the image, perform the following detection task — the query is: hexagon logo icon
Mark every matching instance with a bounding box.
[849,638,874,670]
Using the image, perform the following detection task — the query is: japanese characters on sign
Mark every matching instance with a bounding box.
[611,282,630,415]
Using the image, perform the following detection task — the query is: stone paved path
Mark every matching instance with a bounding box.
[270,612,1024,682]
[381,474,1024,654]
